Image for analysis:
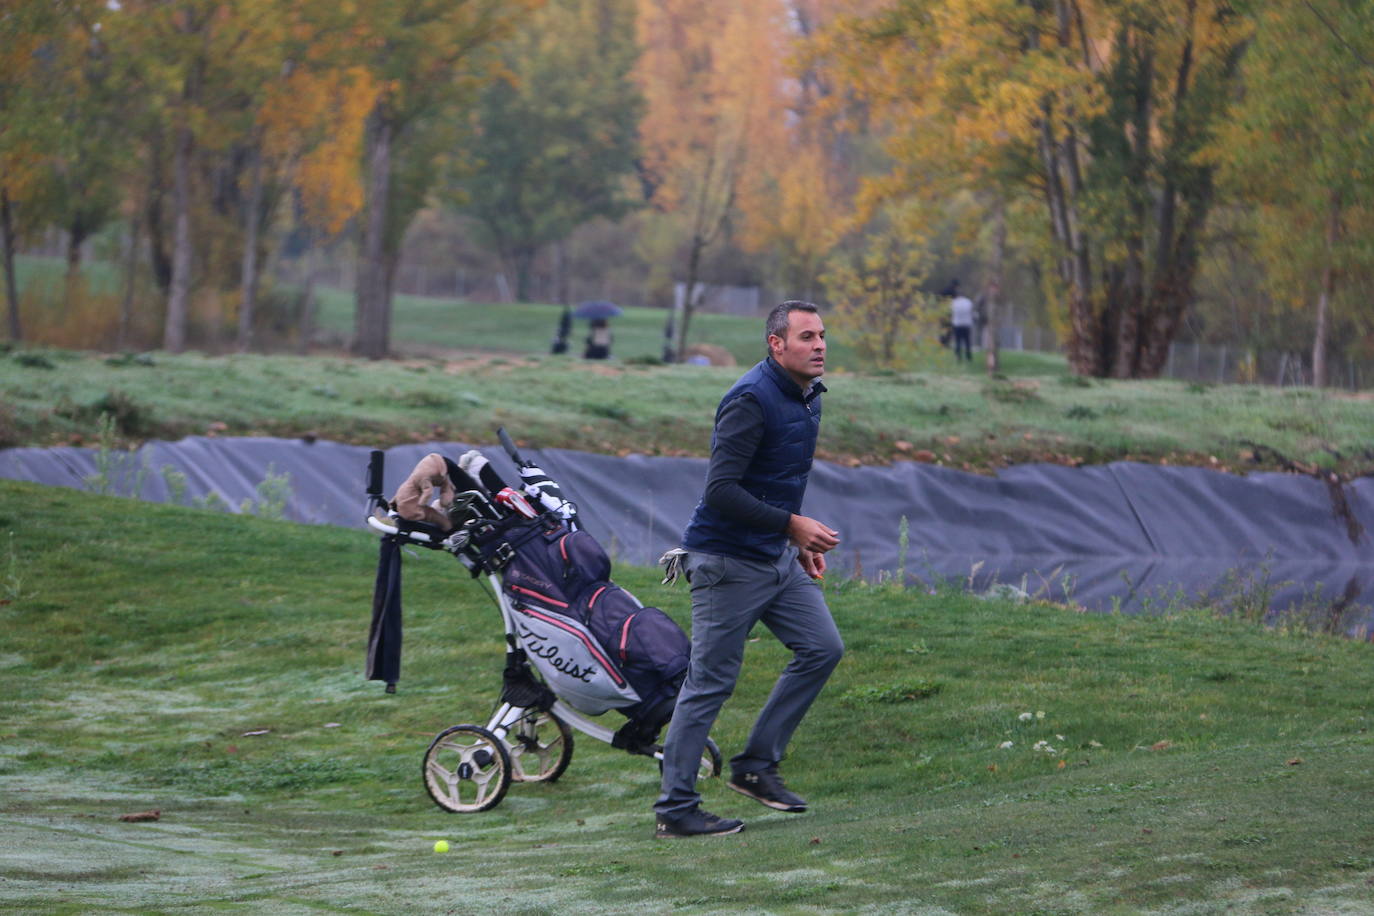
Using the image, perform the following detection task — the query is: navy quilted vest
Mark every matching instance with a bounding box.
[682,358,823,561]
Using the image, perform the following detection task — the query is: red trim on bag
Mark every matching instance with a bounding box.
[619,612,638,662]
[520,606,626,686]
[510,584,569,608]
[558,534,569,563]
[588,585,607,609]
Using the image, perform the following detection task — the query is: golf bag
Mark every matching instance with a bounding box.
[473,514,690,744]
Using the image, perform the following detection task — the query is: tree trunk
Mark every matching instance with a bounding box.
[354,109,392,360]
[1037,110,1099,377]
[1312,190,1341,389]
[237,142,264,352]
[1,186,21,341]
[117,215,141,351]
[146,136,173,294]
[983,199,1005,376]
[676,235,705,361]
[1114,36,1154,379]
[554,238,570,305]
[512,244,536,302]
[295,238,320,355]
[66,218,87,279]
[164,122,194,353]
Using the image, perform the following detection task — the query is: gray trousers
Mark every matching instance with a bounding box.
[655,547,844,817]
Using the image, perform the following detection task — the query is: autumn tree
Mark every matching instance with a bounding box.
[821,200,941,368]
[1215,0,1374,388]
[97,0,292,352]
[239,6,378,351]
[0,1,115,340]
[24,3,126,283]
[817,0,1248,378]
[350,0,539,360]
[258,45,377,352]
[635,0,793,358]
[0,0,54,340]
[452,0,642,303]
[734,0,859,304]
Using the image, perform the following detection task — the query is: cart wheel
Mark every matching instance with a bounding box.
[657,737,724,778]
[507,710,574,783]
[423,724,512,813]
[701,737,723,778]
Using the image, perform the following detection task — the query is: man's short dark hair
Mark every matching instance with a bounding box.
[765,300,819,347]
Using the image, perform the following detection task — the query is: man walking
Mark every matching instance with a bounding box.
[654,300,845,838]
[950,285,975,362]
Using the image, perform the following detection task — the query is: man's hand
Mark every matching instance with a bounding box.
[798,548,827,580]
[787,514,840,553]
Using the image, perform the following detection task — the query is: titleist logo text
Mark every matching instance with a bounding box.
[518,624,596,683]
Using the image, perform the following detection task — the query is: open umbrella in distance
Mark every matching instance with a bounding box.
[572,300,623,320]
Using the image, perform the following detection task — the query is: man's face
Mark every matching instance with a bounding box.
[769,310,826,385]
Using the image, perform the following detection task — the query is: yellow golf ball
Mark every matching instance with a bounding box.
[433,840,449,853]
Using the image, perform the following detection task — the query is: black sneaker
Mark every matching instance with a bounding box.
[727,766,808,813]
[654,806,745,838]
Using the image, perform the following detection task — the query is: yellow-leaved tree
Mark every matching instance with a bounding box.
[635,0,794,358]
[815,0,1249,378]
[822,200,942,369]
[350,0,540,360]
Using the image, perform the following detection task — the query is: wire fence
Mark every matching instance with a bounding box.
[199,245,1374,392]
[993,325,1369,391]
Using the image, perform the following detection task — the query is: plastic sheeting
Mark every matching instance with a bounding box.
[2,436,1370,622]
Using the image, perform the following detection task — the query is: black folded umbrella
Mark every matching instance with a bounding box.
[365,535,403,692]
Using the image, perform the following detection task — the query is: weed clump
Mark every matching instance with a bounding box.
[12,351,55,370]
[982,379,1040,404]
[840,680,943,705]
[87,389,158,438]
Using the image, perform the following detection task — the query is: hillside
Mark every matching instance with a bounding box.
[1,479,1372,913]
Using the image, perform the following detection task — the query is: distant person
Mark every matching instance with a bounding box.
[584,318,612,359]
[654,300,844,839]
[551,305,571,355]
[949,283,974,362]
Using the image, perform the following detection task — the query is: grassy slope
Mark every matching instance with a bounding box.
[2,480,1372,914]
[2,347,1371,476]
[9,252,1371,472]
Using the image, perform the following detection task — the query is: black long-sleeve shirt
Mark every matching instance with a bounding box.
[700,393,793,534]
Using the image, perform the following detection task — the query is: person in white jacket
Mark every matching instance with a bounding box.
[950,287,974,362]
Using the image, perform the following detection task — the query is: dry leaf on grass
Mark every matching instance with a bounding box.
[119,810,160,822]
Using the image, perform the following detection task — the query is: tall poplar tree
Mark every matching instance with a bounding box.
[456,0,642,303]
[817,0,1248,378]
[1216,0,1374,388]
[351,0,538,360]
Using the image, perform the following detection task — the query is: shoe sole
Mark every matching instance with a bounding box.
[654,823,745,839]
[726,780,808,813]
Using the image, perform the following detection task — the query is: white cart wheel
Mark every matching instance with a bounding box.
[660,736,725,778]
[507,711,574,783]
[701,737,723,778]
[423,724,512,813]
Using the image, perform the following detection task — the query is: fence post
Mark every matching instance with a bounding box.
[1166,341,1175,378]
[1217,345,1227,383]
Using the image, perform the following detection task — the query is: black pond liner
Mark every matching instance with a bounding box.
[3,437,1370,634]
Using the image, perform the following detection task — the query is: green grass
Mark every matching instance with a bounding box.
[7,253,1373,472]
[3,344,1372,475]
[309,285,803,368]
[2,479,1373,913]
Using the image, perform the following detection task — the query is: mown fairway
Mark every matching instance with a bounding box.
[2,479,1372,914]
